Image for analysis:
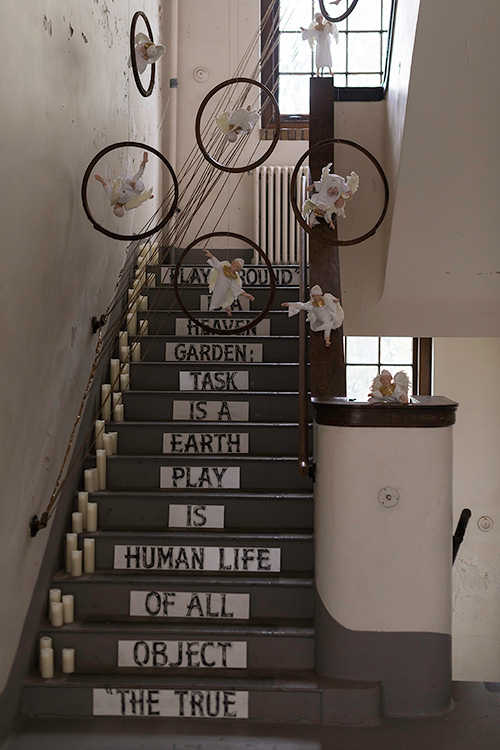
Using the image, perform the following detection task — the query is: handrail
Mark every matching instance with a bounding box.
[453,509,472,564]
[297,173,310,477]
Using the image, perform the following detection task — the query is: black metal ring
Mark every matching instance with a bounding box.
[173,232,276,335]
[81,141,179,241]
[130,11,156,97]
[195,77,280,174]
[290,138,389,247]
[318,0,360,24]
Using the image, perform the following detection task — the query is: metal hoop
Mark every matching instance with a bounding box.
[130,11,156,97]
[318,0,360,24]
[81,141,179,242]
[173,232,276,335]
[195,77,281,174]
[290,138,389,247]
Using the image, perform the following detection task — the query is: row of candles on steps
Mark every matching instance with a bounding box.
[66,491,97,577]
[40,589,76,678]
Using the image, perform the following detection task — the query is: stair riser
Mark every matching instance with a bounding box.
[128,337,300,364]
[122,392,311,423]
[90,495,313,531]
[87,456,312,492]
[158,264,301,288]
[146,287,299,309]
[78,534,314,573]
[36,631,314,673]
[48,580,314,621]
[23,685,325,723]
[103,423,311,456]
[139,312,299,337]
[127,363,301,391]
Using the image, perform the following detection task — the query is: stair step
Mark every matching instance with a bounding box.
[146,286,300,310]
[36,621,315,674]
[102,421,311,456]
[132,336,300,364]
[127,362,303,391]
[86,455,312,492]
[88,489,313,531]
[139,310,300,336]
[75,530,314,574]
[50,571,314,621]
[122,390,311,422]
[23,671,382,725]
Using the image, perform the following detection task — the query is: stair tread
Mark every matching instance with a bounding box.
[39,621,314,636]
[52,571,314,585]
[82,530,314,540]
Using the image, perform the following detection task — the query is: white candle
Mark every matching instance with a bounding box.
[91,468,100,493]
[118,330,128,350]
[127,312,137,336]
[72,512,83,534]
[139,319,148,335]
[78,492,88,529]
[101,384,112,420]
[87,503,98,532]
[135,268,146,286]
[40,647,54,679]
[40,636,52,658]
[150,245,159,265]
[120,373,130,391]
[138,253,147,268]
[131,342,141,362]
[84,468,96,493]
[138,295,148,311]
[96,449,106,490]
[71,550,82,577]
[50,601,64,627]
[102,433,113,456]
[121,362,130,375]
[62,648,75,674]
[114,404,124,422]
[49,588,61,605]
[62,594,74,623]
[110,432,118,454]
[128,288,136,303]
[84,538,95,573]
[147,273,156,287]
[66,533,78,573]
[95,420,105,450]
[112,392,122,408]
[110,359,120,392]
[120,345,130,363]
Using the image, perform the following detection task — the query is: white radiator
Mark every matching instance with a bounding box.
[254,166,309,264]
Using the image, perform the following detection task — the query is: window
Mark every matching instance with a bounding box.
[261,0,395,121]
[345,337,432,401]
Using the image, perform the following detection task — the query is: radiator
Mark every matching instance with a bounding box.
[254,166,309,264]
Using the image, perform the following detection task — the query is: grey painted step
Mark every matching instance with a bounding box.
[84,489,313,531]
[159,264,301,288]
[87,455,312,492]
[49,571,314,622]
[105,422,311,456]
[23,672,382,725]
[130,336,299,364]
[138,310,299,336]
[122,391,311,423]
[127,362,302,391]
[74,530,314,574]
[37,621,315,674]
[145,286,299,310]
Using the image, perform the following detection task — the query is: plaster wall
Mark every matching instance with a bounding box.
[0,0,162,693]
[434,338,500,681]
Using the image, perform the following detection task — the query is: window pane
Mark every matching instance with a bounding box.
[345,336,379,364]
[279,74,311,115]
[347,365,379,401]
[280,32,313,73]
[334,32,347,73]
[382,0,392,28]
[380,337,413,365]
[347,0,382,31]
[281,1,313,32]
[334,73,347,87]
[347,33,381,73]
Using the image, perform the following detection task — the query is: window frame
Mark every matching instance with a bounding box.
[261,0,397,127]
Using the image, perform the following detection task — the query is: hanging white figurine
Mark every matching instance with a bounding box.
[303,163,359,229]
[216,105,259,143]
[368,370,410,404]
[129,32,166,74]
[282,285,344,347]
[301,12,339,77]
[203,249,255,316]
[94,152,154,218]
